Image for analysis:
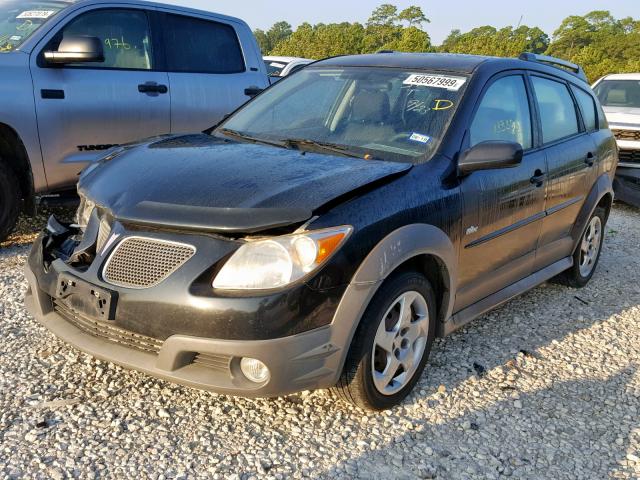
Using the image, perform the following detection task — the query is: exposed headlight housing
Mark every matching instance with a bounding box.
[212,226,352,291]
[75,195,96,229]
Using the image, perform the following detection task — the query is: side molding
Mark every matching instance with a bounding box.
[323,224,458,385]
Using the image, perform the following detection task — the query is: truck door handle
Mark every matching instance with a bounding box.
[585,151,595,167]
[530,170,546,187]
[244,86,263,97]
[138,83,168,94]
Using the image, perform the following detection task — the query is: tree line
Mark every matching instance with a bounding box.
[255,5,640,82]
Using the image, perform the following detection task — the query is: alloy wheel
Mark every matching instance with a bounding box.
[371,290,430,395]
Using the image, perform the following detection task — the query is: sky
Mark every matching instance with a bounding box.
[155,0,639,45]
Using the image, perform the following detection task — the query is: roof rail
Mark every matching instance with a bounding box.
[519,53,588,82]
[377,50,397,54]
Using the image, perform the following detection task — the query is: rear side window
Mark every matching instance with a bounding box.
[470,75,533,149]
[572,86,597,131]
[57,9,153,70]
[163,14,244,74]
[531,76,579,144]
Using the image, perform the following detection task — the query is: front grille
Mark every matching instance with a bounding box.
[54,300,163,354]
[103,237,195,289]
[619,149,640,165]
[192,353,231,372]
[614,130,640,141]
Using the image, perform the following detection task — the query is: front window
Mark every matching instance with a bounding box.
[218,67,468,163]
[0,1,68,53]
[594,80,640,109]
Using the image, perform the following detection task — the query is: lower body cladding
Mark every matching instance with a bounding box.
[24,223,356,398]
[614,161,640,209]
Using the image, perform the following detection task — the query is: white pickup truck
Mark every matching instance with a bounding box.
[593,73,640,208]
[0,0,269,241]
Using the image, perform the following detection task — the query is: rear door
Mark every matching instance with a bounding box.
[455,73,548,311]
[31,6,170,191]
[158,12,268,133]
[529,75,598,270]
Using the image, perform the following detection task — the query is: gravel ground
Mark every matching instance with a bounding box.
[1,204,639,480]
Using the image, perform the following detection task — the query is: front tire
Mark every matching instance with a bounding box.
[555,206,606,288]
[0,159,21,243]
[332,271,436,410]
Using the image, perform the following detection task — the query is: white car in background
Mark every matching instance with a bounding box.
[264,56,313,79]
[593,73,640,208]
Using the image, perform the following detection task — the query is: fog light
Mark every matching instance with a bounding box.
[240,357,270,383]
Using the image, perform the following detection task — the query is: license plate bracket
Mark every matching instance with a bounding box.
[55,273,117,320]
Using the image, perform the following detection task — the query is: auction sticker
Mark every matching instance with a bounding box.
[409,133,432,144]
[404,74,466,91]
[17,10,56,19]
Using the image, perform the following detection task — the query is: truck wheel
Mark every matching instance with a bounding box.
[0,159,21,242]
[555,207,606,288]
[332,270,436,410]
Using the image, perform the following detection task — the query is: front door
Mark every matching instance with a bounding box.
[31,7,170,190]
[455,74,547,311]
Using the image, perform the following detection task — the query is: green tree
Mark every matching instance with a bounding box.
[398,6,429,27]
[547,11,640,81]
[254,21,293,54]
[367,4,399,27]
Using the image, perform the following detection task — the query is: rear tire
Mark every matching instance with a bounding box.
[332,270,436,410]
[0,159,21,243]
[555,206,606,288]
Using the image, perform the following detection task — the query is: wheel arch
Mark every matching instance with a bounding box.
[0,122,35,213]
[325,224,458,386]
[571,173,614,253]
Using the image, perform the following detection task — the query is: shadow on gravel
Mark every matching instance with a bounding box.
[325,367,640,479]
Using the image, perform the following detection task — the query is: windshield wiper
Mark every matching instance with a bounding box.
[282,138,367,159]
[217,128,288,150]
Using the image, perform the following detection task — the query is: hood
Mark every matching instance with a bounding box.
[79,134,412,233]
[603,106,640,128]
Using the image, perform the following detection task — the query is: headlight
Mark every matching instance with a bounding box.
[213,226,352,290]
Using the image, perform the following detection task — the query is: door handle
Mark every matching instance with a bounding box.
[138,83,168,94]
[244,86,263,97]
[530,170,546,188]
[585,151,595,167]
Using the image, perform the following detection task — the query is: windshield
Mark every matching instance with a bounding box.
[0,1,68,52]
[218,67,467,163]
[594,80,640,109]
[265,60,289,76]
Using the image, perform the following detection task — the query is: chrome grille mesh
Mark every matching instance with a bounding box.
[619,149,640,165]
[614,130,640,142]
[103,237,195,288]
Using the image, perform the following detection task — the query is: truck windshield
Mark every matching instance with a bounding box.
[218,67,468,164]
[0,1,68,53]
[594,80,640,109]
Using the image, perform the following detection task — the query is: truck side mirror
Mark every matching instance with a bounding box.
[44,36,104,65]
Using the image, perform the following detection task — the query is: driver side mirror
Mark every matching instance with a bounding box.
[458,141,523,175]
[44,35,104,65]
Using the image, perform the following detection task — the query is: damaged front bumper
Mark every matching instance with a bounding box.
[24,216,347,397]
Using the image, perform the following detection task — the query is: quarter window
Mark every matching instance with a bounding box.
[55,9,153,70]
[572,86,598,132]
[470,76,533,149]
[531,77,579,143]
[163,15,245,74]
